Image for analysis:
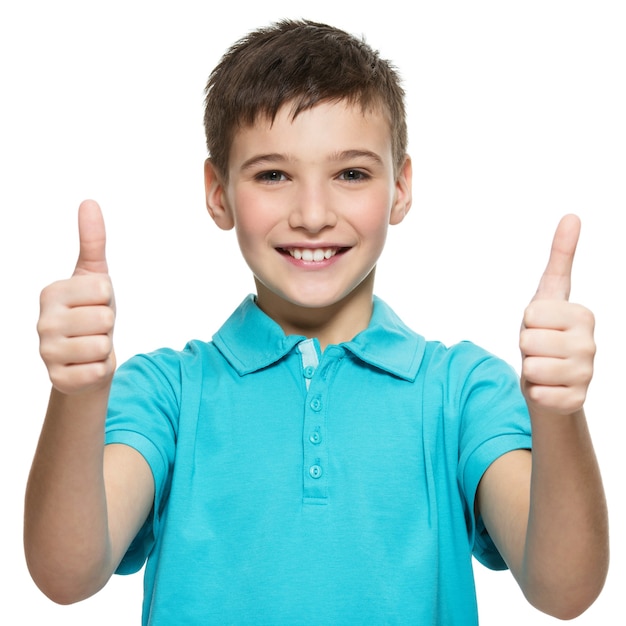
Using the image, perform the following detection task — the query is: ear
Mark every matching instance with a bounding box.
[204,159,235,230]
[389,155,413,226]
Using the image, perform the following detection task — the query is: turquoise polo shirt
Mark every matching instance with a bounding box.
[105,295,532,625]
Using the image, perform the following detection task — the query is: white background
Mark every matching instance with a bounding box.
[1,1,624,623]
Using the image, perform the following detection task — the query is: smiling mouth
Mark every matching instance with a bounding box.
[279,247,347,262]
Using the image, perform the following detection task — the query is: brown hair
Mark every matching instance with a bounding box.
[203,19,407,180]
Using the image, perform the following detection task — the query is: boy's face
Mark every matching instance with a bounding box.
[205,100,412,333]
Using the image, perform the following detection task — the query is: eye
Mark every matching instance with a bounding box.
[338,169,370,182]
[256,170,288,183]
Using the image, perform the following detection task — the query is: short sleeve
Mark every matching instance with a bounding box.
[454,343,532,570]
[105,350,182,573]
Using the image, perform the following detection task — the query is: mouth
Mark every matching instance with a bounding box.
[278,247,348,262]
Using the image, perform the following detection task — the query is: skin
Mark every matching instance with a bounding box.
[478,214,609,617]
[25,101,608,618]
[25,203,153,603]
[205,101,411,348]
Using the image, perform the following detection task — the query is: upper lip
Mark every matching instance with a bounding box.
[276,243,350,250]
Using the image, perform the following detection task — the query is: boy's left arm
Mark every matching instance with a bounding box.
[477,215,609,620]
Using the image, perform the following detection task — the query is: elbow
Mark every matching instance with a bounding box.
[28,569,107,606]
[534,597,599,622]
[541,604,594,622]
[525,565,609,621]
[27,565,101,606]
[520,532,610,620]
[25,548,109,606]
[38,586,86,607]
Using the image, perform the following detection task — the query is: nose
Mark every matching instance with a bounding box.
[288,182,337,233]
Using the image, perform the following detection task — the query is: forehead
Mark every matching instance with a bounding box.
[229,100,394,167]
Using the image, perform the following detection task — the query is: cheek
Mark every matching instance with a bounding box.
[231,191,265,238]
[353,197,393,242]
[230,190,282,261]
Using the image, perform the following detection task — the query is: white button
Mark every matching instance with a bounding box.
[310,398,322,411]
[309,464,323,479]
[309,431,322,445]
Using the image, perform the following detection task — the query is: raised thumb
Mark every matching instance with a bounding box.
[532,214,580,302]
[73,199,108,275]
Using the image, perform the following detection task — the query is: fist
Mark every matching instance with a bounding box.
[37,200,117,395]
[520,215,596,416]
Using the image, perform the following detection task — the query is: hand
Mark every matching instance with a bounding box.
[37,200,117,395]
[520,214,596,416]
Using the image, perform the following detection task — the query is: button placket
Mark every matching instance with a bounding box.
[303,386,328,503]
[297,340,344,505]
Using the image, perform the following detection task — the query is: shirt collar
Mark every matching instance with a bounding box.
[212,295,425,381]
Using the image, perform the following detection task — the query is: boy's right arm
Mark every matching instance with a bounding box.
[24,200,154,604]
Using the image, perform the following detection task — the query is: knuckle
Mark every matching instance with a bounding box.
[93,335,113,360]
[521,357,539,381]
[36,316,51,338]
[39,279,71,310]
[78,365,101,389]
[38,342,53,363]
[100,306,116,330]
[524,383,545,405]
[48,365,69,390]
[50,361,113,395]
[39,339,62,366]
[519,330,532,354]
[575,362,594,386]
[81,361,114,391]
[575,337,596,365]
[37,312,65,348]
[39,281,60,306]
[583,334,597,357]
[576,305,595,328]
[95,276,114,303]
[522,304,536,327]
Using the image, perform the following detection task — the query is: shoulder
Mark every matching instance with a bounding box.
[118,339,212,371]
[424,339,509,371]
[405,323,518,386]
[112,340,220,396]
[423,340,522,401]
[365,297,517,385]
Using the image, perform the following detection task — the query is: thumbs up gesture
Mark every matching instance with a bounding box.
[520,215,596,416]
[37,200,116,395]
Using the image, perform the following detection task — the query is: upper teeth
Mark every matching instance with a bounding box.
[289,248,337,262]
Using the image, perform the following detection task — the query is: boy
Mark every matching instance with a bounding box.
[25,19,608,625]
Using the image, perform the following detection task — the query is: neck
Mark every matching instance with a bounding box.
[254,273,375,350]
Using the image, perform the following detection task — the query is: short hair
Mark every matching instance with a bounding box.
[203,19,407,180]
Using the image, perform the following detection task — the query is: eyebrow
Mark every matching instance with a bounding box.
[239,149,384,172]
[240,153,288,172]
[329,149,384,165]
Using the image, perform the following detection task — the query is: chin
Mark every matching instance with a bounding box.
[255,273,373,315]
[283,287,366,312]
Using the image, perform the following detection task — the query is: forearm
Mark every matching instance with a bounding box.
[521,408,609,618]
[24,386,115,603]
